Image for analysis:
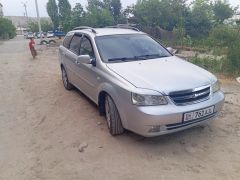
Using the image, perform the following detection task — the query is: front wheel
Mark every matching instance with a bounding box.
[61,67,73,90]
[105,95,124,136]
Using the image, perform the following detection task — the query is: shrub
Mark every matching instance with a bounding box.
[0,17,16,39]
[208,25,240,75]
[190,56,223,73]
[226,43,240,75]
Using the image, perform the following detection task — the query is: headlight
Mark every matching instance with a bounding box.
[212,80,220,93]
[132,93,168,106]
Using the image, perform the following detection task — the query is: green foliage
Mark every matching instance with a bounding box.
[206,25,240,75]
[47,0,59,28]
[86,8,114,27]
[41,19,54,32]
[185,0,213,37]
[212,0,234,24]
[226,43,240,75]
[133,0,163,27]
[173,25,186,46]
[70,3,86,29]
[28,21,38,32]
[0,17,16,39]
[209,25,238,47]
[103,0,123,23]
[28,19,53,32]
[58,0,71,32]
[190,56,223,73]
[133,0,188,31]
[85,0,114,27]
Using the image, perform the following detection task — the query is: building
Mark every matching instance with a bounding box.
[0,3,3,17]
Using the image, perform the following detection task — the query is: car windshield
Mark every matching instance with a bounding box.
[95,34,172,63]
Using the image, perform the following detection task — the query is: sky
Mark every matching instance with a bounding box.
[0,0,239,17]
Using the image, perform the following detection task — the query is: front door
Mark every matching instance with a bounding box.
[75,36,98,102]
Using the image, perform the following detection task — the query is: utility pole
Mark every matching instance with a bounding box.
[22,2,29,28]
[35,0,42,42]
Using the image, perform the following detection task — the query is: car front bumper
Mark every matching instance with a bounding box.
[123,91,224,137]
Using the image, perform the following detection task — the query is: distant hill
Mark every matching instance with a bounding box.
[5,16,50,28]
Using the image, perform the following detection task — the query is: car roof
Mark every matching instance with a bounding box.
[70,28,145,37]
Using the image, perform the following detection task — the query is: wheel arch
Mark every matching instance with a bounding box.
[97,83,129,129]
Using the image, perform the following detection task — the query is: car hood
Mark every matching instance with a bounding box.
[106,56,216,94]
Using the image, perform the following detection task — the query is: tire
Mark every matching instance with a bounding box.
[61,67,73,90]
[105,95,124,135]
[49,40,56,44]
[40,40,48,45]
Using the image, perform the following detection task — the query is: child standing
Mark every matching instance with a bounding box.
[29,38,37,59]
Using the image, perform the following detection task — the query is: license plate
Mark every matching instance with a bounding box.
[183,106,214,122]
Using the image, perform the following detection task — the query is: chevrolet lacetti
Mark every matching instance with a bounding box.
[59,26,225,137]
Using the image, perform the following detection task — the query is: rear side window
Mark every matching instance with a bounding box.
[63,33,73,48]
[69,35,82,55]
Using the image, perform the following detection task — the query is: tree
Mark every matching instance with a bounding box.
[47,0,59,29]
[133,0,163,27]
[132,0,190,31]
[86,0,114,27]
[86,8,114,27]
[212,0,234,24]
[28,21,39,32]
[185,0,213,37]
[58,0,71,31]
[29,19,54,32]
[70,3,86,29]
[103,0,122,23]
[0,17,16,39]
[41,19,54,32]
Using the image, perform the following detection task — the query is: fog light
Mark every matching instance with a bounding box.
[148,125,161,133]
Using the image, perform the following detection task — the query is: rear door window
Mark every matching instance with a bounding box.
[63,33,73,48]
[69,34,82,55]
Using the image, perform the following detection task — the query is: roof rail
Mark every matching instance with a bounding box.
[106,24,140,32]
[73,26,97,33]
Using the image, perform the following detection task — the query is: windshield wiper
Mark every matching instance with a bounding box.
[108,54,169,62]
[136,54,169,59]
[108,57,140,62]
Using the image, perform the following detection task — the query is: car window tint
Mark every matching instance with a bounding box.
[69,35,81,55]
[96,34,171,62]
[63,33,73,48]
[80,37,95,58]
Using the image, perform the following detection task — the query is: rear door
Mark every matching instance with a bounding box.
[66,33,83,87]
[59,32,74,83]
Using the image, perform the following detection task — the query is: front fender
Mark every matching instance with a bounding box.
[97,82,131,129]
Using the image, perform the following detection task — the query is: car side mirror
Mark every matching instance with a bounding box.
[77,55,92,64]
[167,47,174,54]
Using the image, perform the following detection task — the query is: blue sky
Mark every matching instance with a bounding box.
[1,0,239,17]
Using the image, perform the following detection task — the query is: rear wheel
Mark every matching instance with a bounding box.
[105,95,124,136]
[61,67,73,90]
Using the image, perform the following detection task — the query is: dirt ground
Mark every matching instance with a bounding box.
[0,36,240,180]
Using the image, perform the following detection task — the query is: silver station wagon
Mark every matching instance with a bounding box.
[59,26,224,137]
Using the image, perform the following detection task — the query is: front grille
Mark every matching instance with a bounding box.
[169,86,210,105]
